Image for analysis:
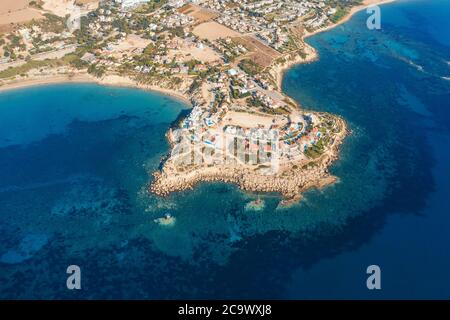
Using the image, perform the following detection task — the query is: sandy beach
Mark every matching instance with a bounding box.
[273,0,397,92]
[304,0,397,38]
[0,73,191,105]
[271,43,318,92]
[0,74,93,92]
[0,0,395,102]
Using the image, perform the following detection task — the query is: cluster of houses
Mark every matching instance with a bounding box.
[242,0,281,11]
[0,22,77,64]
[86,8,119,39]
[251,91,284,110]
[276,114,323,160]
[202,66,278,113]
[212,38,248,62]
[160,12,194,28]
[225,125,279,143]
[169,109,326,167]
[170,123,279,167]
[256,29,289,50]
[209,71,232,103]
[278,116,308,144]
[209,67,281,112]
[199,0,342,50]
[305,12,329,29]
[114,0,151,9]
[216,15,261,34]
[115,0,187,10]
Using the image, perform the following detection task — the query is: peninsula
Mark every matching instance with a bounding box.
[0,0,391,203]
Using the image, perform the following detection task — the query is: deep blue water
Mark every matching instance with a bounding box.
[0,0,449,299]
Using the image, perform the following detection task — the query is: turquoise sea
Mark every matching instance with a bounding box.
[0,0,449,299]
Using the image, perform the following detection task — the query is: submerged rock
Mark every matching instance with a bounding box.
[245,199,266,212]
[154,213,176,227]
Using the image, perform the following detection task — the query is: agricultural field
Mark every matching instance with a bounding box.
[193,21,240,41]
[179,4,217,24]
[232,36,281,67]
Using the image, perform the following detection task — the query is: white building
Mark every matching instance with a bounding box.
[115,0,151,9]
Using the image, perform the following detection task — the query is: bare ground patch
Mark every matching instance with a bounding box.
[232,36,281,67]
[179,4,218,24]
[74,0,99,5]
[193,21,240,41]
[0,0,43,33]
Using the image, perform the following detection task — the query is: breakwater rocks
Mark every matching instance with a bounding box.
[151,163,336,201]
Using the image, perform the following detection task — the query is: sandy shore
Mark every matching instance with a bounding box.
[304,0,397,38]
[271,43,318,92]
[0,74,94,92]
[0,0,395,103]
[0,73,191,105]
[272,0,397,92]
